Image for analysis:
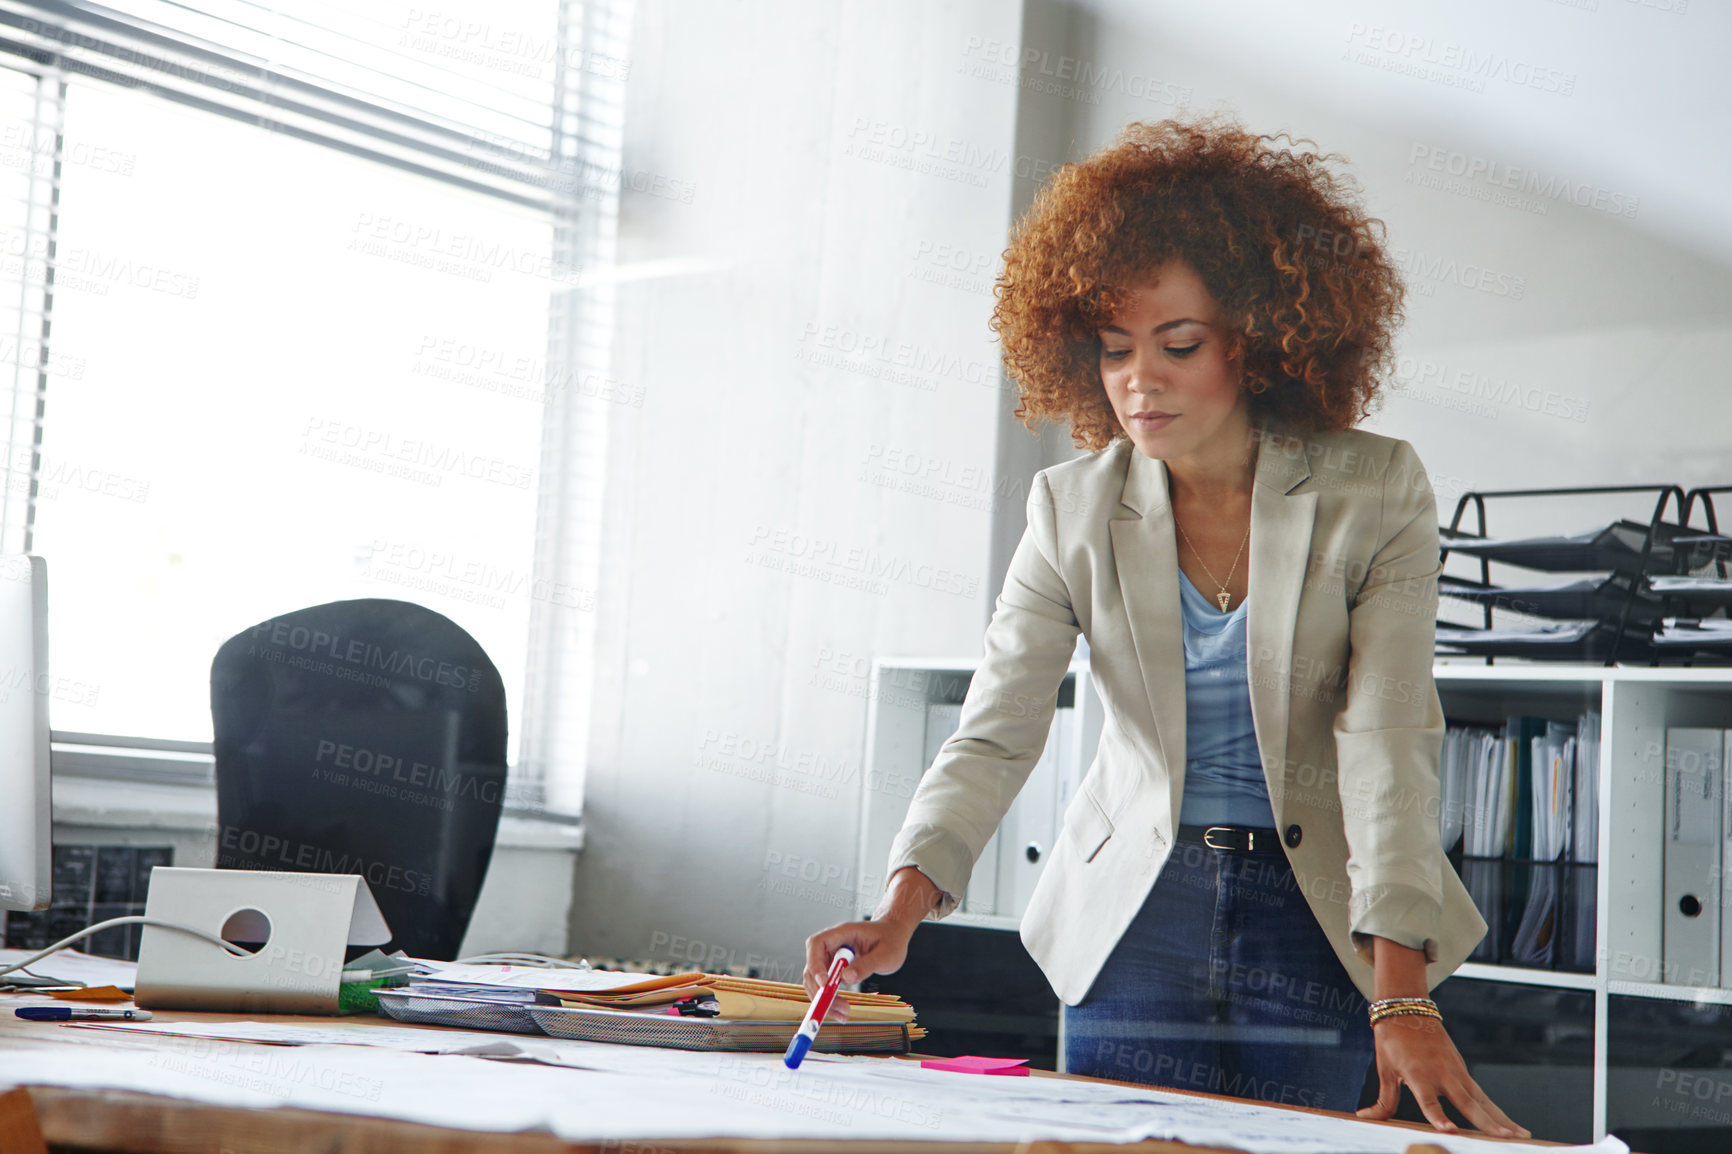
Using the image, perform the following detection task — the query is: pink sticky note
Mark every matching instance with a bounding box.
[919,1055,1031,1076]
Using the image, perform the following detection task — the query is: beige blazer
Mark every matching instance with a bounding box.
[886,424,1487,1006]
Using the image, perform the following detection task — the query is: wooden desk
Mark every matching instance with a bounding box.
[0,1006,1576,1154]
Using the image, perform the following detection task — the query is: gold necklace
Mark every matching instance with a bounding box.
[1175,514,1249,612]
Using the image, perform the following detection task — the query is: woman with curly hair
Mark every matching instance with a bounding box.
[804,115,1526,1137]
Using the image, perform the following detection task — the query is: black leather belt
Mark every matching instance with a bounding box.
[1177,823,1284,853]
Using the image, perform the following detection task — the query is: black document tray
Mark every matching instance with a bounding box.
[1441,519,1688,574]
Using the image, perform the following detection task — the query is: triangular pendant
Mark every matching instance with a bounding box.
[1216,592,1230,612]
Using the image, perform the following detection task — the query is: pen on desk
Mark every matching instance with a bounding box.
[15,1007,153,1022]
[783,945,854,1070]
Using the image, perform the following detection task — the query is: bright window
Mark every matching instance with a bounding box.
[27,81,552,756]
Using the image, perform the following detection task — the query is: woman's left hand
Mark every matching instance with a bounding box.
[1357,1013,1530,1138]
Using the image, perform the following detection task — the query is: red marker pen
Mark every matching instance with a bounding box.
[784,945,854,1069]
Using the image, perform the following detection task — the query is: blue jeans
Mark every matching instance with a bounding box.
[1063,829,1376,1113]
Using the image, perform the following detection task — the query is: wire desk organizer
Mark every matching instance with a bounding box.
[1644,485,1732,664]
[1435,483,1689,666]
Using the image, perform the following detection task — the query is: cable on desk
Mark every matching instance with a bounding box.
[0,916,251,980]
[5,936,592,985]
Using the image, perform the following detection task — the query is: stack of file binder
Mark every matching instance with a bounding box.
[376,965,924,1053]
[1439,712,1600,972]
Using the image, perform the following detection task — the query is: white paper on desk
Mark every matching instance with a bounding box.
[0,1038,927,1140]
[0,1042,560,1131]
[0,947,138,988]
[414,964,659,992]
[798,1056,1632,1154]
[77,1020,538,1056]
[512,1038,751,1077]
[77,1019,774,1079]
[1,1029,1634,1152]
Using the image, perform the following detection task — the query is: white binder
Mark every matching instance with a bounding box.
[924,703,996,915]
[1722,730,1732,990]
[998,706,1070,919]
[135,867,392,1014]
[1663,728,1722,987]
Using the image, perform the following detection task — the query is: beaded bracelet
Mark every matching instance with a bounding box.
[1368,996,1442,1027]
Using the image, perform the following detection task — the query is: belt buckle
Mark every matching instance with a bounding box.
[1202,826,1242,851]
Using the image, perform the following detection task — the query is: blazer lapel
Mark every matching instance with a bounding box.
[1246,432,1317,819]
[1109,449,1188,829]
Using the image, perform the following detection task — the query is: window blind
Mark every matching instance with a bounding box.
[0,0,627,211]
[519,0,628,815]
[0,0,632,815]
[0,61,58,555]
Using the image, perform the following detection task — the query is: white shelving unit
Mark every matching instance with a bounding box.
[855,657,1103,934]
[859,655,1732,1144]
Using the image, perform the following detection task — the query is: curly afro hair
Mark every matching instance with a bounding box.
[991,114,1406,451]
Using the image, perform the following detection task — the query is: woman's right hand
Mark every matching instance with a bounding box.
[800,866,943,1020]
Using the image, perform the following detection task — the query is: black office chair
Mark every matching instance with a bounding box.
[210,598,509,959]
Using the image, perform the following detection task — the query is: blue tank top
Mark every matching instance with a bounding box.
[1175,569,1276,828]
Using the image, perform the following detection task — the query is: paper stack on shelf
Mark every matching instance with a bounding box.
[1653,617,1732,653]
[1567,711,1601,972]
[1443,726,1513,859]
[1651,575,1732,596]
[1441,712,1601,972]
[1437,726,1475,856]
[1442,724,1510,964]
[1509,722,1575,968]
[1646,534,1732,658]
[1572,712,1601,866]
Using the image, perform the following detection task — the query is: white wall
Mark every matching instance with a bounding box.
[567,0,1732,975]
[569,0,1024,976]
[1043,0,1732,537]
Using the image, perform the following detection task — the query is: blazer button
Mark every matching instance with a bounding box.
[1284,823,1302,848]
